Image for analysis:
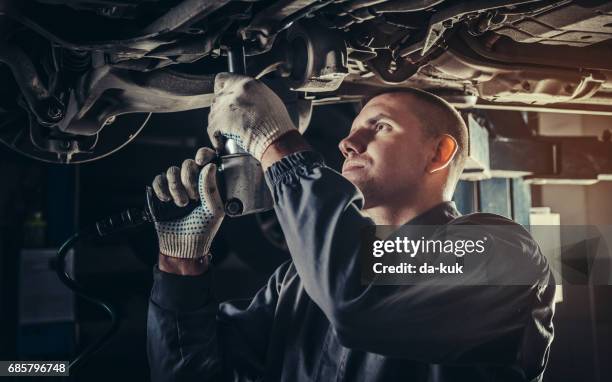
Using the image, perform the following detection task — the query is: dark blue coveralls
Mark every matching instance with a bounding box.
[147,151,555,382]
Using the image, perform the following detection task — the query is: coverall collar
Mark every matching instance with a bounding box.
[405,201,461,226]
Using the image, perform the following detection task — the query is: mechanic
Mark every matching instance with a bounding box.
[147,73,555,381]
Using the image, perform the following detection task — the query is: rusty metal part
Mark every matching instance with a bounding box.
[422,0,543,54]
[462,31,612,71]
[0,109,151,163]
[367,49,418,84]
[0,41,63,124]
[56,67,215,136]
[284,21,349,92]
[427,34,608,105]
[242,0,335,51]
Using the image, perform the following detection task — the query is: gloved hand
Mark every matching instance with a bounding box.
[207,72,297,161]
[151,148,224,259]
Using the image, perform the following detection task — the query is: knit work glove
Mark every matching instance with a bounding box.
[207,72,297,161]
[151,148,224,259]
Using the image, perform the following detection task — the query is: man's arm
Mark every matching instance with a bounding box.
[148,260,290,382]
[263,145,554,371]
[147,263,220,381]
[147,148,284,381]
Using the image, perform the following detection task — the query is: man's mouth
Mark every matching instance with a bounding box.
[342,160,367,173]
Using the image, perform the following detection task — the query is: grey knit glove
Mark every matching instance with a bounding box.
[207,73,297,161]
[151,148,224,259]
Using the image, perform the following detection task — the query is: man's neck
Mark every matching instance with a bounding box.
[363,197,447,225]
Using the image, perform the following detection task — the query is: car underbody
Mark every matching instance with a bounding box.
[0,0,611,162]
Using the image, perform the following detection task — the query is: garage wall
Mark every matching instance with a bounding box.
[537,113,612,226]
[536,113,612,382]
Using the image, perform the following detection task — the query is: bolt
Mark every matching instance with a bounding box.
[60,140,72,150]
[225,199,243,216]
[442,19,453,29]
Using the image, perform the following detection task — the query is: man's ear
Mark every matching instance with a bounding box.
[427,134,458,174]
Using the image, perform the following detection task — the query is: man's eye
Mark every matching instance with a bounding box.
[375,122,390,132]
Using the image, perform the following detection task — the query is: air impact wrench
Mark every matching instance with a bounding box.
[143,42,274,224]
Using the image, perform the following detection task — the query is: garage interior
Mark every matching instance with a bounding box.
[1,0,612,381]
[1,105,611,381]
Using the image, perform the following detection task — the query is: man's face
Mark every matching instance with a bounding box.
[339,93,431,208]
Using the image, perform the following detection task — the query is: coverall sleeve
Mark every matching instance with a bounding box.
[147,260,290,382]
[265,151,554,368]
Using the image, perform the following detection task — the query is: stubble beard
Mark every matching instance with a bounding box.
[348,175,381,210]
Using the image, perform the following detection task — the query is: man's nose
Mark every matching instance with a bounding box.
[339,130,368,158]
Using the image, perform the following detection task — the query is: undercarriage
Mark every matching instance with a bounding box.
[0,0,611,162]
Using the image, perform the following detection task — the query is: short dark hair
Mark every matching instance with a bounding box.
[362,88,468,177]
